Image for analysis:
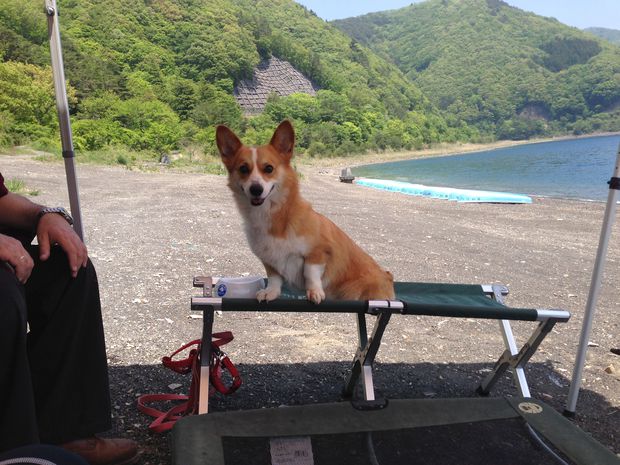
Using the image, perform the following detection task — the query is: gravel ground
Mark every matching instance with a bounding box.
[2,154,619,463]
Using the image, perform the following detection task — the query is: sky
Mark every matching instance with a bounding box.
[295,0,620,30]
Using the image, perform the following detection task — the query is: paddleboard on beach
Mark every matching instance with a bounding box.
[355,178,533,204]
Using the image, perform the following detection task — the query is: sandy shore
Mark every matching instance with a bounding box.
[1,154,619,462]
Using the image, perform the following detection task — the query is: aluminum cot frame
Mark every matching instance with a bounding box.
[190,278,570,414]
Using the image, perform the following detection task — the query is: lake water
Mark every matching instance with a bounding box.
[353,134,620,201]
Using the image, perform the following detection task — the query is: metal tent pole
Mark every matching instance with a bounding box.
[45,0,84,241]
[565,142,620,416]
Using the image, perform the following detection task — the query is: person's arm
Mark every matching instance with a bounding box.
[0,191,88,278]
[0,191,44,231]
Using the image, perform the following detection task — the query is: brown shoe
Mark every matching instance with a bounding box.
[61,437,140,465]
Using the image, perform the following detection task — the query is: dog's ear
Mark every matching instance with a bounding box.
[269,120,295,160]
[216,125,242,161]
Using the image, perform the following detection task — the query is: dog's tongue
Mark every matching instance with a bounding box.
[251,198,264,206]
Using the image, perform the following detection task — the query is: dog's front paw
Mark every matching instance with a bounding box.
[306,288,326,304]
[257,287,281,302]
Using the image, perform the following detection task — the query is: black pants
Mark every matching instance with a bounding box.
[0,245,111,452]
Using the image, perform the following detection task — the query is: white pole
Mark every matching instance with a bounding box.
[45,0,84,241]
[565,142,620,416]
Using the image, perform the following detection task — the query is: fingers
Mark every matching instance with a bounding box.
[53,232,88,278]
[38,229,51,261]
[37,215,88,278]
[13,252,34,283]
[0,234,34,283]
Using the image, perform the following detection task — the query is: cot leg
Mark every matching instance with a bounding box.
[512,319,558,385]
[343,313,367,398]
[478,285,531,397]
[480,319,532,397]
[478,319,557,397]
[343,312,391,400]
[477,346,520,396]
[198,305,215,414]
[501,319,532,397]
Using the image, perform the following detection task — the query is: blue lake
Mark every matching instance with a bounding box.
[353,134,620,201]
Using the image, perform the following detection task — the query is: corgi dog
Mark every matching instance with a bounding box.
[216,120,395,304]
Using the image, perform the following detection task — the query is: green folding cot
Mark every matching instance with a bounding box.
[172,397,619,465]
[172,278,619,465]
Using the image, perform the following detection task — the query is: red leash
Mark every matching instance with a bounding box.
[137,332,241,433]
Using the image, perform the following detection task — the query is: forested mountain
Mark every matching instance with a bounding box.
[2,0,618,161]
[586,28,620,46]
[333,0,620,139]
[0,0,465,160]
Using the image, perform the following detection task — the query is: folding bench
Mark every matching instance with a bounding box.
[173,278,619,464]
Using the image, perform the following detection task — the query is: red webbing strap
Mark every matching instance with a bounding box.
[137,331,241,432]
[211,331,234,350]
[210,348,242,395]
[161,339,201,374]
[136,394,190,433]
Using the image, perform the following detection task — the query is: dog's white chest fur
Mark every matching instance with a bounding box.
[243,206,308,290]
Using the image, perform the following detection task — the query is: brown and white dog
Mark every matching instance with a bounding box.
[216,120,395,304]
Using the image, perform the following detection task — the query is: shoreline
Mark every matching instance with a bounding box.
[3,131,618,206]
[298,131,620,170]
[297,131,620,205]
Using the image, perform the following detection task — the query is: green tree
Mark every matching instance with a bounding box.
[264,93,320,124]
[191,84,243,130]
[73,119,133,151]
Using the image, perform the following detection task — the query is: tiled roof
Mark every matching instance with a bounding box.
[234,57,318,114]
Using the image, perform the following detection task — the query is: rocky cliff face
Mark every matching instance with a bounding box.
[234,56,318,114]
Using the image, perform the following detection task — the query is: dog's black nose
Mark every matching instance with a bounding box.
[249,183,264,197]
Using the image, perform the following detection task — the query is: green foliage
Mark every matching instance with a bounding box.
[4,178,40,196]
[191,84,243,130]
[264,93,320,124]
[3,0,460,157]
[0,111,16,147]
[497,117,546,140]
[161,76,199,119]
[0,61,60,144]
[0,0,48,64]
[116,153,129,166]
[143,122,182,155]
[540,37,601,72]
[333,0,620,138]
[307,140,327,157]
[73,119,126,151]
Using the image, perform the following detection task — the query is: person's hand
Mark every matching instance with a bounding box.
[0,233,34,283]
[37,213,88,278]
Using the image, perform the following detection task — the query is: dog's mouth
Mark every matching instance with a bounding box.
[249,185,275,207]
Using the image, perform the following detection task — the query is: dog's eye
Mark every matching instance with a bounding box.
[239,165,250,175]
[264,165,274,174]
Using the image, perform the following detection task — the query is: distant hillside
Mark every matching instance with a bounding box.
[0,0,462,159]
[586,27,620,46]
[333,0,620,139]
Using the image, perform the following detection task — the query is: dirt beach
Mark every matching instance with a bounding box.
[2,154,619,463]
